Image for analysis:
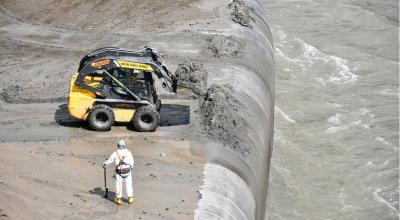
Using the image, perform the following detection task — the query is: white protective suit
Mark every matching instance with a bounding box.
[104,148,135,198]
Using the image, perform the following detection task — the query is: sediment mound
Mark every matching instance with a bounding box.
[198,84,251,157]
[0,85,21,103]
[174,60,208,95]
[206,36,243,58]
[228,0,255,28]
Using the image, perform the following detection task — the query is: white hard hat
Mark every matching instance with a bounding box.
[117,139,126,149]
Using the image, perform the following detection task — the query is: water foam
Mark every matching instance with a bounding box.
[295,37,359,84]
[374,188,399,214]
[338,186,353,210]
[326,108,374,133]
[275,106,296,123]
[375,137,393,146]
[275,30,359,85]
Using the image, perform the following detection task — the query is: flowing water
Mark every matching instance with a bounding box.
[261,0,399,219]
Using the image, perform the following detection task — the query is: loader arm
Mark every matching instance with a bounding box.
[144,47,178,93]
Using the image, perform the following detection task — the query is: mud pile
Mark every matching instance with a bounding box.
[0,85,20,103]
[206,36,243,58]
[174,61,208,95]
[228,0,255,28]
[198,84,250,157]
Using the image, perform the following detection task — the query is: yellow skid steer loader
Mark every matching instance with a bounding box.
[68,47,178,132]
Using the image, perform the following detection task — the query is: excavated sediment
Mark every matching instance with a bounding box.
[194,1,274,219]
[228,0,256,28]
[206,36,243,58]
[174,60,208,96]
[0,85,21,103]
[198,84,251,158]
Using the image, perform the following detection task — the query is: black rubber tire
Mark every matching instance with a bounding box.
[88,104,115,131]
[155,99,162,112]
[133,105,160,132]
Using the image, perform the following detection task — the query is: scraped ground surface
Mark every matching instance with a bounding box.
[0,100,204,220]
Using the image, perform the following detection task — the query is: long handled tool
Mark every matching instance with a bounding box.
[103,166,109,198]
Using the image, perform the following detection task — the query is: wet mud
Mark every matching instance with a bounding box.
[229,0,256,28]
[198,84,250,158]
[0,84,66,104]
[206,36,243,58]
[175,60,208,96]
[0,85,20,103]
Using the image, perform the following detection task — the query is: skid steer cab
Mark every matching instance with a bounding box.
[68,47,178,132]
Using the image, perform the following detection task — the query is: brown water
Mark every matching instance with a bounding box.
[261,0,399,219]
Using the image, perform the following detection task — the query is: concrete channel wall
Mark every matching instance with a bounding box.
[193,0,274,219]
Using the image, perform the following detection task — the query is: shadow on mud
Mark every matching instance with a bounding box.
[89,187,117,203]
[54,103,88,129]
[159,104,190,127]
[54,103,190,130]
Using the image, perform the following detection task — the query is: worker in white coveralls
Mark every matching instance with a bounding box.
[103,140,135,205]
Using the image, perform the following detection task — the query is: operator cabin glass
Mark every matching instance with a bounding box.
[109,68,151,100]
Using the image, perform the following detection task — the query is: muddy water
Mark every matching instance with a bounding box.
[261,0,399,219]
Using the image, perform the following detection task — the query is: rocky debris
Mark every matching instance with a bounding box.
[174,60,208,96]
[198,84,251,157]
[228,0,255,28]
[0,85,21,103]
[207,36,243,58]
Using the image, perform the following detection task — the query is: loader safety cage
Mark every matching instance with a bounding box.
[68,47,176,132]
[76,47,178,101]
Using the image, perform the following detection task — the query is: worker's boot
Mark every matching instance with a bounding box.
[128,197,135,204]
[114,197,122,205]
